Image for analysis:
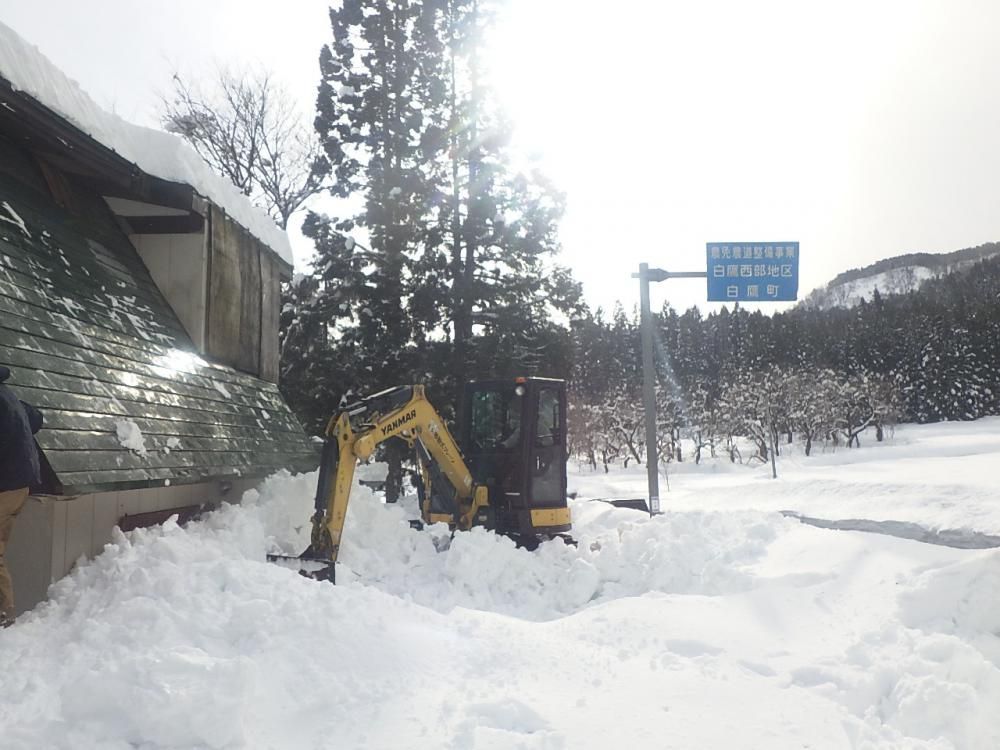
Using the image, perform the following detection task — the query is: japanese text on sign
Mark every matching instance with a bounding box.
[706,242,799,302]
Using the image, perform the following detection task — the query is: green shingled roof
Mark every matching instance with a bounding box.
[0,161,317,494]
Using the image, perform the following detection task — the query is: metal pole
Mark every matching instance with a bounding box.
[637,263,660,515]
[633,264,706,517]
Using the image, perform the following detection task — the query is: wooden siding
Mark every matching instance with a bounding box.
[131,232,207,350]
[207,205,244,369]
[0,166,316,495]
[237,222,262,375]
[259,251,281,383]
[206,205,282,380]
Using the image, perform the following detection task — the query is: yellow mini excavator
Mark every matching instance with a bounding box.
[270,377,572,581]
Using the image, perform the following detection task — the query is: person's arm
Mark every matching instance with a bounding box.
[20,401,43,435]
[0,392,14,456]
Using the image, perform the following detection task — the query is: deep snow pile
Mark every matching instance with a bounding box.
[0,421,998,749]
[254,469,788,620]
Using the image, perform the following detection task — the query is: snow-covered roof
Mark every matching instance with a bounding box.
[0,21,293,267]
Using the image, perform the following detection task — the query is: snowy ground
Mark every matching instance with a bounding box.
[1,421,998,749]
[573,417,1000,539]
[574,417,1000,537]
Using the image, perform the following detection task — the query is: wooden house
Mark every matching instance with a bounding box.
[0,24,317,615]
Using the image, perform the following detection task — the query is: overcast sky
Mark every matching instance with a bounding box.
[4,0,1000,315]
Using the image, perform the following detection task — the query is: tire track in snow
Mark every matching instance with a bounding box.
[782,511,1000,550]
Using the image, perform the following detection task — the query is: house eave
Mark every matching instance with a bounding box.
[53,456,318,497]
[0,75,292,278]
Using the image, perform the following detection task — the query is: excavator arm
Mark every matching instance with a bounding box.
[272,385,488,582]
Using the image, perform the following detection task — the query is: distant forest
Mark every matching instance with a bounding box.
[567,254,1000,468]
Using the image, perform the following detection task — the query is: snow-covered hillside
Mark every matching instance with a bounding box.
[1,421,998,749]
[802,243,1000,310]
[804,263,937,309]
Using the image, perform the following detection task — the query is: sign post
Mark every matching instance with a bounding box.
[634,242,798,515]
[637,263,660,516]
[632,265,707,516]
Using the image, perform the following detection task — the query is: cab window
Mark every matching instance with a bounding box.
[535,388,561,447]
[469,387,522,450]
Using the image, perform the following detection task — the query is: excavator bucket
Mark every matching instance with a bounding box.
[266,550,336,582]
[266,437,339,582]
[605,498,650,512]
[569,491,650,514]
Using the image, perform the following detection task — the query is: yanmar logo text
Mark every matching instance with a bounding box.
[381,409,417,436]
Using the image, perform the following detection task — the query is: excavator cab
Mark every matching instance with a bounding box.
[460,377,571,539]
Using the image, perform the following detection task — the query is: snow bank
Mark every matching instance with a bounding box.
[0,508,460,749]
[245,469,787,620]
[0,22,293,266]
[784,549,1000,749]
[899,551,1000,648]
[0,473,802,748]
[2,419,999,748]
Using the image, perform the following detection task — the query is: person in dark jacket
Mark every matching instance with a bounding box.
[0,366,42,626]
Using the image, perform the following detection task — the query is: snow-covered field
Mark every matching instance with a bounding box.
[1,420,998,749]
[574,417,1000,537]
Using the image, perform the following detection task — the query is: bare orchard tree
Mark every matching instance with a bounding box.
[655,387,685,464]
[684,383,721,464]
[787,369,837,457]
[833,374,878,448]
[161,68,324,229]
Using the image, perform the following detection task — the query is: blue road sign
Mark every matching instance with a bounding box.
[706,242,799,302]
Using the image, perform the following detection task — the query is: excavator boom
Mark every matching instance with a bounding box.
[270,385,489,580]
